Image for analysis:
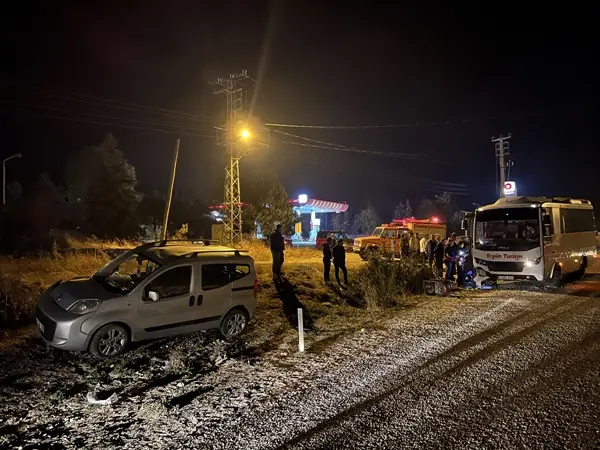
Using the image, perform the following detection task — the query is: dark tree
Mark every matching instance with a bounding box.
[254,178,297,236]
[67,134,142,238]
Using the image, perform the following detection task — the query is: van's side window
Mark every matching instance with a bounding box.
[146,266,192,300]
[230,264,250,282]
[202,264,230,291]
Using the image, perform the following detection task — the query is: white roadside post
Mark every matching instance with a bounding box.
[297,307,305,352]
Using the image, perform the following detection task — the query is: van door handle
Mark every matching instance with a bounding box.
[197,295,203,306]
[189,295,195,307]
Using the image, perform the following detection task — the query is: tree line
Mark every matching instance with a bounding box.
[0,133,463,252]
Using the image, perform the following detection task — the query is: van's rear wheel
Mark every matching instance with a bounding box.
[90,323,129,359]
[220,308,249,339]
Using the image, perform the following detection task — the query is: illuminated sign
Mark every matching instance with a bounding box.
[503,181,517,197]
[298,194,308,204]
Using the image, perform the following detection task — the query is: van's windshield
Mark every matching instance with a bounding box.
[93,251,162,294]
[475,207,541,251]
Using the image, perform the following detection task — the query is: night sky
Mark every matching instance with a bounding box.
[7,2,599,218]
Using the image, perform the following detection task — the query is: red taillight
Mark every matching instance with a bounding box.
[253,279,261,298]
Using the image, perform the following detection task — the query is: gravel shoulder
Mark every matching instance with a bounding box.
[1,289,599,450]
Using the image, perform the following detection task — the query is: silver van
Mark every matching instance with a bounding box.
[35,241,258,359]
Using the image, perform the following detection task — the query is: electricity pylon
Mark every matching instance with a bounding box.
[212,71,269,244]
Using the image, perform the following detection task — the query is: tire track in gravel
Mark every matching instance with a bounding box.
[186,293,577,449]
[284,296,600,450]
[397,303,600,449]
[266,295,595,450]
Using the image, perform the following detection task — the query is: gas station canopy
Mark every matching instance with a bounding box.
[209,196,349,214]
[290,196,349,214]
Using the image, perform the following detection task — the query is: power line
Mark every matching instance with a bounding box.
[289,153,470,195]
[264,107,583,130]
[273,129,429,161]
[23,85,214,122]
[18,104,215,133]
[16,110,215,138]
[273,128,425,157]
[282,141,429,161]
[267,122,453,130]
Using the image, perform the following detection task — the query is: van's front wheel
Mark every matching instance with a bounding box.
[90,323,129,359]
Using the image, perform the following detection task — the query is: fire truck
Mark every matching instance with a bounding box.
[353,217,447,260]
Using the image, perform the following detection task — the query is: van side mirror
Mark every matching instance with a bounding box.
[461,218,468,230]
[147,290,160,302]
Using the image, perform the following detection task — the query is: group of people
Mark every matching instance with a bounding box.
[269,224,349,287]
[322,237,348,287]
[418,232,471,286]
[270,224,471,289]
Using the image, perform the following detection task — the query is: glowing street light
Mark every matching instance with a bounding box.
[239,128,251,140]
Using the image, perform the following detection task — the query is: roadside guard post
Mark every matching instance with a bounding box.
[297,308,305,352]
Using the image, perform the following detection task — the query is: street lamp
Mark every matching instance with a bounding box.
[3,153,22,206]
[239,128,251,140]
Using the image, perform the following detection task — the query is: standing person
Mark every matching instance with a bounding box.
[433,236,445,278]
[332,238,348,287]
[409,232,420,256]
[270,224,285,279]
[323,237,333,282]
[456,239,467,287]
[400,233,409,258]
[444,236,458,281]
[420,234,428,262]
[426,234,436,268]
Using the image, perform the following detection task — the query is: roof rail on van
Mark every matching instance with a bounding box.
[182,249,249,258]
[139,239,220,248]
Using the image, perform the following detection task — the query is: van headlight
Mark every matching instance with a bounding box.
[524,257,542,268]
[68,299,101,315]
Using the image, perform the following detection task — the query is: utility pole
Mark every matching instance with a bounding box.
[491,134,511,197]
[161,139,180,240]
[212,70,269,244]
[2,153,22,208]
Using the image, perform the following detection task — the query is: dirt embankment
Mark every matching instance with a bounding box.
[0,261,397,449]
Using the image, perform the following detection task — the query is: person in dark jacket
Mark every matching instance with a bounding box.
[270,224,285,279]
[444,236,458,281]
[322,237,333,282]
[433,236,445,278]
[456,239,471,286]
[332,238,348,287]
[426,234,437,269]
[401,233,410,258]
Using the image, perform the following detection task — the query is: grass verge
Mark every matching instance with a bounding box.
[0,248,429,356]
